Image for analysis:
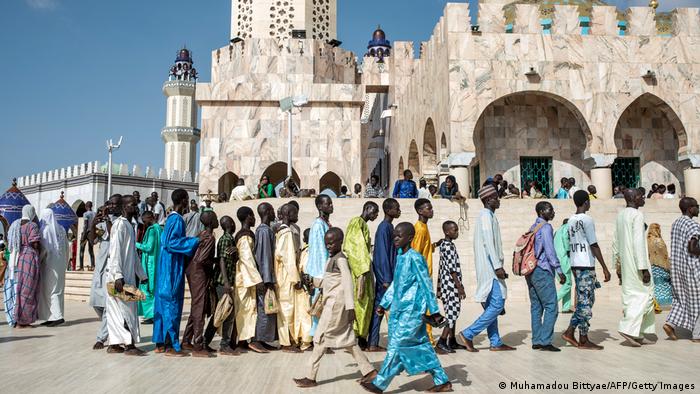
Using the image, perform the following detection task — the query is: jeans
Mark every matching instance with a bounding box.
[79,237,95,270]
[526,266,558,345]
[461,279,504,347]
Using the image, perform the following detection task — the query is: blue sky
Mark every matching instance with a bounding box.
[2,0,696,186]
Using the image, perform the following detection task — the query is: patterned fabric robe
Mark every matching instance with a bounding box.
[667,216,700,331]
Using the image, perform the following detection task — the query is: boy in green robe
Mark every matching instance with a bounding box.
[342,201,379,349]
[137,211,162,323]
[554,219,573,313]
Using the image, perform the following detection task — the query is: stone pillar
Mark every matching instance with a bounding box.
[591,167,613,199]
[684,167,700,200]
[450,166,470,198]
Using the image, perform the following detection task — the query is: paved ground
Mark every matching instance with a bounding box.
[1,299,698,394]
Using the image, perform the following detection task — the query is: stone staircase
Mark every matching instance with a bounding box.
[64,198,686,303]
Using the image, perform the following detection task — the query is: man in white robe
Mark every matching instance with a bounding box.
[613,188,656,346]
[105,195,147,355]
[38,208,68,326]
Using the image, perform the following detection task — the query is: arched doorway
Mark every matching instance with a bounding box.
[422,119,438,176]
[261,162,300,190]
[398,156,405,174]
[319,172,343,196]
[440,133,447,160]
[613,93,686,191]
[408,140,420,176]
[218,172,239,197]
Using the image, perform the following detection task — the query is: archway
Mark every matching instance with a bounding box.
[408,140,420,176]
[473,92,592,197]
[422,118,438,175]
[261,162,300,190]
[319,172,343,196]
[398,156,405,174]
[613,93,686,191]
[440,133,447,160]
[218,172,239,197]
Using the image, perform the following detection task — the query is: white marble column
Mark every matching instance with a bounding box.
[591,167,613,199]
[684,168,700,200]
[450,166,470,199]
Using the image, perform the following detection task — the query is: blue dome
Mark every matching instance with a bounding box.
[50,193,77,231]
[367,26,391,49]
[0,182,30,225]
[175,48,193,63]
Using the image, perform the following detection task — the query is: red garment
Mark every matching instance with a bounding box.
[14,222,41,325]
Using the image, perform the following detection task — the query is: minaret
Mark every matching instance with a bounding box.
[162,48,200,178]
[230,0,337,42]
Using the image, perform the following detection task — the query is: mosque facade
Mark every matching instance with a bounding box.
[195,0,700,199]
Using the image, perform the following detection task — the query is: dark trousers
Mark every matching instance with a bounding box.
[368,285,387,347]
[204,285,236,349]
[183,267,209,349]
[79,237,94,269]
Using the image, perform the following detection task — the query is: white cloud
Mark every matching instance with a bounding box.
[25,0,58,10]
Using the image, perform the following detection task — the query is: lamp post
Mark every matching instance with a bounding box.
[106,136,122,198]
[279,96,308,180]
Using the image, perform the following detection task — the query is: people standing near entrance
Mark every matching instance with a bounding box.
[554,219,574,313]
[153,189,200,356]
[305,195,333,336]
[364,175,385,198]
[136,211,161,324]
[458,185,515,352]
[613,188,656,346]
[392,170,418,198]
[342,201,379,349]
[647,223,672,307]
[527,202,566,352]
[105,195,147,356]
[435,220,466,354]
[258,175,275,199]
[79,201,95,271]
[362,223,451,393]
[368,198,400,352]
[651,184,666,200]
[561,190,612,350]
[293,228,378,389]
[37,208,68,327]
[663,197,700,342]
[555,178,570,199]
[412,198,436,344]
[568,177,580,198]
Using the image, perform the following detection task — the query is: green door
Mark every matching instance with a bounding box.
[520,157,553,197]
[611,157,640,189]
[472,164,480,198]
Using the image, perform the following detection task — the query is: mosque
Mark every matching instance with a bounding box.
[197,0,700,200]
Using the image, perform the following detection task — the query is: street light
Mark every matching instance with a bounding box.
[279,95,308,180]
[106,136,122,198]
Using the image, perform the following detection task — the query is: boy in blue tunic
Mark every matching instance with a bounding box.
[361,222,452,393]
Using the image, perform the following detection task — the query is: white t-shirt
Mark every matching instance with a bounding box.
[568,213,597,268]
[568,186,580,198]
[154,202,166,225]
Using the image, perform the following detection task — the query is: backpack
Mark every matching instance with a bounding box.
[512,222,545,276]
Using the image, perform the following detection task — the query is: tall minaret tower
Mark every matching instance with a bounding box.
[230,0,337,42]
[162,48,200,178]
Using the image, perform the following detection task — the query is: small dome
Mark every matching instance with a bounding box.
[175,48,193,63]
[50,191,77,231]
[367,25,392,51]
[372,27,386,42]
[0,180,30,225]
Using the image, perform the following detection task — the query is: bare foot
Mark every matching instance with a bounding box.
[164,348,189,357]
[578,336,604,350]
[219,346,241,356]
[154,346,166,354]
[107,345,125,354]
[282,346,301,353]
[191,349,215,358]
[561,329,579,347]
[124,346,147,356]
[427,382,453,392]
[93,341,105,350]
[618,332,643,347]
[490,344,516,351]
[359,369,378,384]
[663,324,678,340]
[293,378,317,388]
[457,332,478,352]
[248,342,270,354]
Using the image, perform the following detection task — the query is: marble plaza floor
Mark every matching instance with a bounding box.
[1,298,698,394]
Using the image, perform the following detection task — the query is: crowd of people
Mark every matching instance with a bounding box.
[2,181,699,392]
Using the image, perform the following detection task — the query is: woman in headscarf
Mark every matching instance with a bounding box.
[38,208,69,326]
[647,223,672,310]
[8,205,41,327]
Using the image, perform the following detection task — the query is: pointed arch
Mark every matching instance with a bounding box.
[440,133,447,160]
[319,172,343,196]
[398,156,405,174]
[422,118,438,173]
[408,140,420,175]
[261,162,300,190]
[218,172,239,197]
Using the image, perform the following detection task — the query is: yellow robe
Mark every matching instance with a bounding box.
[275,225,301,346]
[342,217,375,339]
[235,234,262,341]
[412,220,435,344]
[293,246,313,347]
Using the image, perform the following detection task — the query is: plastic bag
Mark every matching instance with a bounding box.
[264,288,279,314]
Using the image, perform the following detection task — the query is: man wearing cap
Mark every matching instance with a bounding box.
[458,185,516,352]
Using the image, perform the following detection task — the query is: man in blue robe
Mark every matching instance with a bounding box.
[362,222,451,393]
[153,189,200,356]
[304,194,333,336]
[367,198,401,352]
[391,170,418,198]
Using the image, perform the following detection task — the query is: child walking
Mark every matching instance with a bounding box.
[435,221,467,353]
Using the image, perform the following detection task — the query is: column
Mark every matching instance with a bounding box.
[684,167,700,200]
[590,167,613,199]
[449,166,470,198]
